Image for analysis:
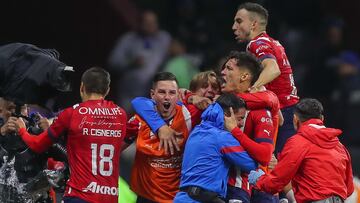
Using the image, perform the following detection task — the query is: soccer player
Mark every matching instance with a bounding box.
[220,51,279,202]
[133,53,279,202]
[130,70,221,155]
[232,2,299,155]
[249,98,354,203]
[12,67,126,203]
[123,72,194,203]
[174,93,257,203]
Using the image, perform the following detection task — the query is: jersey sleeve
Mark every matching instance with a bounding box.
[237,91,279,113]
[230,110,274,166]
[125,115,140,144]
[48,108,72,141]
[131,97,166,133]
[18,127,53,153]
[218,133,257,173]
[18,108,73,153]
[251,110,274,144]
[184,103,202,127]
[248,39,275,61]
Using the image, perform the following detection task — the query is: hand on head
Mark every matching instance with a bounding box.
[224,107,238,132]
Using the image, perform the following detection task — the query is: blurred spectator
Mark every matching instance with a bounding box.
[163,38,199,88]
[108,10,171,112]
[331,51,360,145]
[304,18,345,110]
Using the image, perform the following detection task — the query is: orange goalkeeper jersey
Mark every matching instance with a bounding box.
[129,105,191,202]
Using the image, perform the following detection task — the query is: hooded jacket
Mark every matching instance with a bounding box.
[255,119,354,203]
[174,103,257,203]
[0,43,73,111]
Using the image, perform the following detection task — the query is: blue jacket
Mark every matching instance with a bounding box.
[174,103,257,202]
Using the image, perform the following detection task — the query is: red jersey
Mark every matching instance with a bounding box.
[227,91,279,197]
[247,32,299,108]
[238,91,280,137]
[228,108,275,195]
[51,100,126,203]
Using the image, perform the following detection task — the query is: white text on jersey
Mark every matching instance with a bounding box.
[82,182,118,196]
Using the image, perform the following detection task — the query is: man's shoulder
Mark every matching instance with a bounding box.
[287,133,309,146]
[158,30,171,39]
[249,34,272,47]
[215,128,237,142]
[193,122,224,135]
[120,31,139,40]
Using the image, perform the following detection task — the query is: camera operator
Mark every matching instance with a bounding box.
[0,97,65,203]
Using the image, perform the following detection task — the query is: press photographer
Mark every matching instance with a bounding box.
[0,43,74,203]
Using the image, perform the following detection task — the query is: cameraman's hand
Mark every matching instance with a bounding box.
[15,117,26,131]
[158,125,182,155]
[38,114,50,130]
[44,169,65,188]
[0,117,19,135]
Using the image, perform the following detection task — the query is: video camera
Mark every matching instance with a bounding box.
[9,103,43,135]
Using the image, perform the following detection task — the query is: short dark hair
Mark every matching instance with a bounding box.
[189,71,220,92]
[294,98,324,122]
[216,93,246,116]
[81,67,110,95]
[223,51,263,85]
[238,2,268,27]
[152,72,178,89]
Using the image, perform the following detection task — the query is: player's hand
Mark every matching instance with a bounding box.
[278,110,284,126]
[158,125,182,155]
[38,114,50,130]
[213,94,220,101]
[0,117,18,135]
[268,154,278,170]
[178,88,190,101]
[191,95,212,110]
[248,169,265,185]
[248,85,266,93]
[224,107,238,132]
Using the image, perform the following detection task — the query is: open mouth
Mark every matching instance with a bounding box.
[163,102,171,110]
[220,77,226,89]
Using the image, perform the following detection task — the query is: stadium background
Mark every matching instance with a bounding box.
[0,0,359,191]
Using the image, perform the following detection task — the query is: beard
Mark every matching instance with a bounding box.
[235,30,251,43]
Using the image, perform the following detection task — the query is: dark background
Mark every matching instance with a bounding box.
[1,0,359,176]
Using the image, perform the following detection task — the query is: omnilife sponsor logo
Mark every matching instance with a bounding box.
[78,107,122,116]
[82,182,118,196]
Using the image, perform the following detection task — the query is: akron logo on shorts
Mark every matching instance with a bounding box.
[82,182,118,196]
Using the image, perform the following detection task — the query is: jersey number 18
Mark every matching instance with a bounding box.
[91,143,114,176]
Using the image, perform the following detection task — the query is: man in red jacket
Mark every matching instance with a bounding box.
[249,98,354,203]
